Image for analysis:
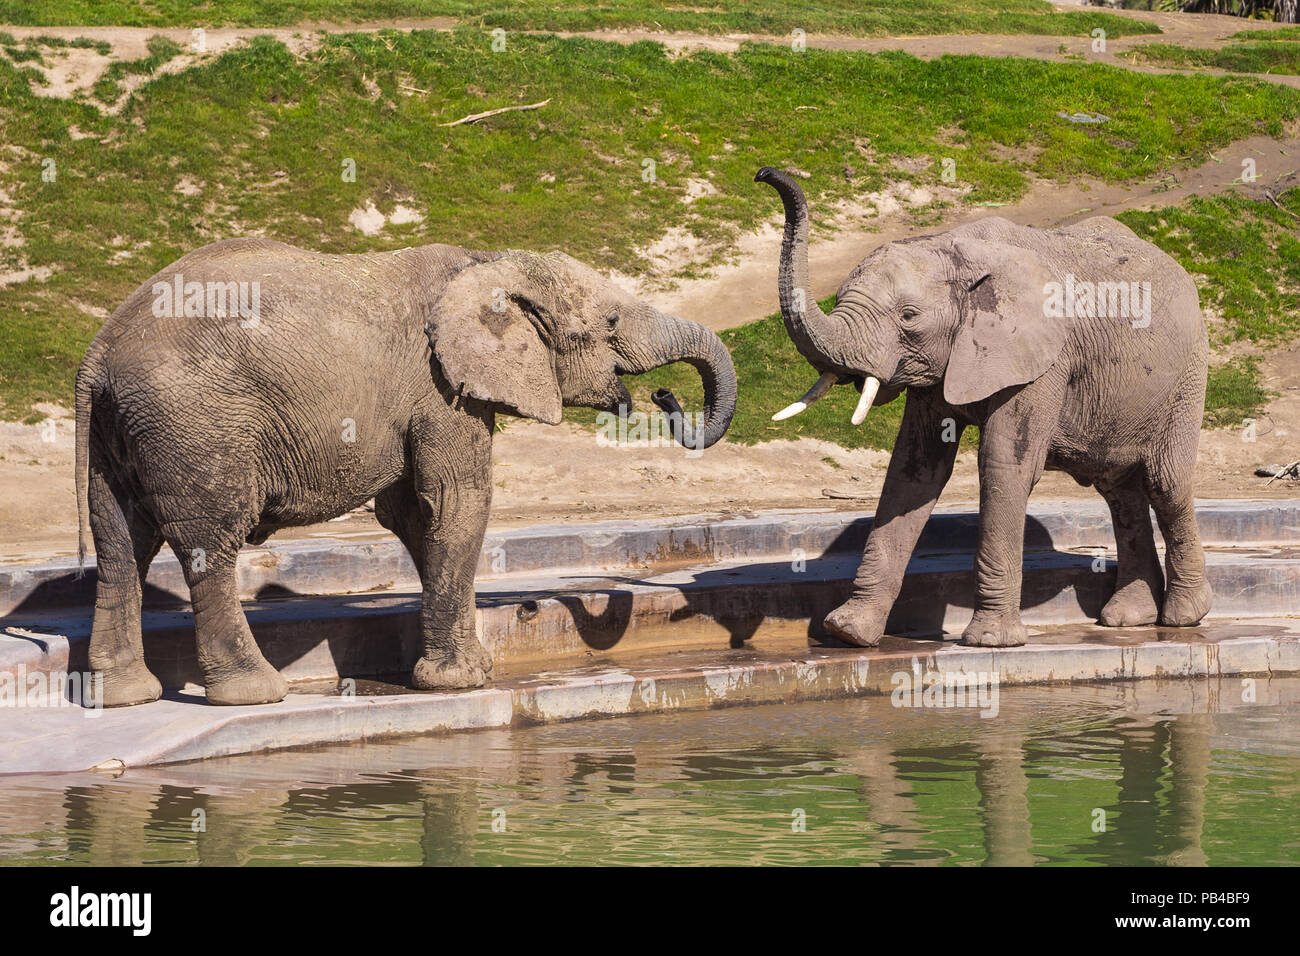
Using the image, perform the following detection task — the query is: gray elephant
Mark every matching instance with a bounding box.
[75,239,736,706]
[755,166,1211,649]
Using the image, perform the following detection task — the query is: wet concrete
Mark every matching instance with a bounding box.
[1,618,1296,774]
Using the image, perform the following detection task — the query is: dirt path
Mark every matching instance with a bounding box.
[5,5,1292,64]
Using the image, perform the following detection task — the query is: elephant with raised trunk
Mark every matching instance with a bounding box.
[755,166,1211,649]
[76,239,736,706]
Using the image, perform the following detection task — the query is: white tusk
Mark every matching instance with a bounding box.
[772,372,839,421]
[851,376,881,426]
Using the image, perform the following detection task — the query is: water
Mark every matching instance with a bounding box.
[1,678,1297,866]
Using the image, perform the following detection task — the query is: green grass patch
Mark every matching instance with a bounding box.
[1,30,1296,418]
[1204,356,1271,429]
[93,35,185,102]
[0,0,1160,36]
[1232,26,1300,42]
[1118,188,1300,428]
[1116,189,1300,348]
[1122,41,1300,76]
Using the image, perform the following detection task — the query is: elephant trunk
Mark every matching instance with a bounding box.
[754,166,851,371]
[756,166,883,426]
[617,310,737,450]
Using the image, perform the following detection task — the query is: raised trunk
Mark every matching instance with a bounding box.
[754,166,852,372]
[619,310,737,450]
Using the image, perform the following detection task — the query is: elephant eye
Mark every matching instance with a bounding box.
[901,306,921,322]
[607,312,619,329]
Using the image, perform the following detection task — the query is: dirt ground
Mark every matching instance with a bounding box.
[3,10,1299,561]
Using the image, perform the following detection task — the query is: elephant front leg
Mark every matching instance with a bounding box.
[409,446,495,692]
[961,403,1053,648]
[825,389,962,647]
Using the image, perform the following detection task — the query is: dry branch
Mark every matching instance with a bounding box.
[439,98,551,127]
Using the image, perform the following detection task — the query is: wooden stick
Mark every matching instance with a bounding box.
[1266,460,1300,485]
[439,98,551,127]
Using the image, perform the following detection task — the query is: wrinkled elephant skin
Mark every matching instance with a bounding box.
[76,240,736,706]
[756,166,1212,649]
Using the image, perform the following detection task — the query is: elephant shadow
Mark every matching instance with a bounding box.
[530,513,1114,652]
[0,512,1117,692]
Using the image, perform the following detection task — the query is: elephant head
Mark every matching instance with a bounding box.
[427,250,736,449]
[754,166,1064,418]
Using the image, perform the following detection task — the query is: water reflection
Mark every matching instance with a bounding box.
[1,678,1297,866]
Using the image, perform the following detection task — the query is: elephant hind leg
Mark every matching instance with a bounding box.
[87,464,164,707]
[1096,472,1163,627]
[1144,370,1212,627]
[164,519,287,706]
[1146,482,1212,627]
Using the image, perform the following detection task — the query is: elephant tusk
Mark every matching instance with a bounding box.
[851,376,881,426]
[772,371,839,421]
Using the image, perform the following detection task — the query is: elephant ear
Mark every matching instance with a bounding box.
[943,237,1066,407]
[426,256,563,424]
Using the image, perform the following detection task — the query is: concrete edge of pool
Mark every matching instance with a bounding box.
[3,620,1297,774]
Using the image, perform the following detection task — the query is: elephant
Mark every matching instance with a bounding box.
[74,239,736,706]
[755,166,1212,649]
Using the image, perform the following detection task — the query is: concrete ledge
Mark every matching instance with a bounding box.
[5,545,1297,693]
[4,499,1298,615]
[2,620,1296,773]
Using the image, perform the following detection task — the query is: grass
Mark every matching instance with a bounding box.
[1,29,1297,426]
[1232,27,1300,42]
[1116,189,1300,349]
[1204,356,1271,429]
[93,34,185,102]
[1121,41,1300,77]
[1118,188,1300,430]
[0,0,1161,36]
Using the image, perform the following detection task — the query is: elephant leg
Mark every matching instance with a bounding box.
[824,388,961,647]
[167,524,287,706]
[408,419,494,691]
[1096,472,1164,627]
[1145,377,1213,627]
[1147,477,1212,627]
[375,475,426,581]
[86,463,164,707]
[961,394,1053,648]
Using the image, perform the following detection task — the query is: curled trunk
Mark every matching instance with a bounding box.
[617,310,737,450]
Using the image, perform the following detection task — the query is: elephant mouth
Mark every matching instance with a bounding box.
[607,379,633,415]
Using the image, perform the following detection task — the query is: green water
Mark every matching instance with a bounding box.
[1,678,1297,865]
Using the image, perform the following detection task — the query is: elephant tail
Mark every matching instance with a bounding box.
[74,354,98,575]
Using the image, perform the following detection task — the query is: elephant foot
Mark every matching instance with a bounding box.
[1099,579,1161,627]
[91,661,162,708]
[961,610,1028,648]
[1159,581,1213,627]
[823,600,887,648]
[412,655,491,691]
[205,659,289,706]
